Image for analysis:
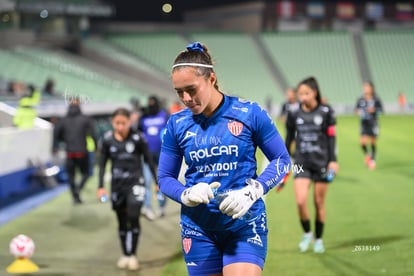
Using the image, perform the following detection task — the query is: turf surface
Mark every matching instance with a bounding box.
[0,182,181,276]
[162,115,414,275]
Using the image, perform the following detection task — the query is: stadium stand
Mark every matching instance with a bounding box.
[363,31,414,103]
[106,32,284,107]
[190,32,284,105]
[12,46,146,103]
[81,36,174,101]
[262,31,362,105]
[107,32,188,74]
[83,37,169,80]
[0,49,131,103]
[98,30,414,112]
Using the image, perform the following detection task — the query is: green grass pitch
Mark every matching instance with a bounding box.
[0,115,413,276]
[163,114,414,275]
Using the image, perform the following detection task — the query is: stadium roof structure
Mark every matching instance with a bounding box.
[108,0,255,22]
[13,0,114,17]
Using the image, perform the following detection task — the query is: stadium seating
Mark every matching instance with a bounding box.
[262,31,362,105]
[84,37,167,78]
[363,31,414,103]
[103,30,414,109]
[2,31,413,109]
[107,32,283,106]
[190,32,284,105]
[0,47,145,103]
[107,32,188,74]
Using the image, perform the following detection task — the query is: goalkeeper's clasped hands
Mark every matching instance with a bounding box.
[180,179,264,220]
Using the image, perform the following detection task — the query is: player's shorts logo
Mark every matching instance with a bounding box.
[247,234,263,247]
[183,237,192,254]
[228,121,243,136]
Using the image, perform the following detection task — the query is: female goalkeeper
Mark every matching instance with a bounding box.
[158,42,290,276]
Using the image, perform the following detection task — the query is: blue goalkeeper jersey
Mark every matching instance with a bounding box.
[158,95,290,231]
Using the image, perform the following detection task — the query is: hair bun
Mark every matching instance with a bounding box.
[186,42,205,52]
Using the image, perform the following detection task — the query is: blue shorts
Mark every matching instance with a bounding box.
[180,212,268,275]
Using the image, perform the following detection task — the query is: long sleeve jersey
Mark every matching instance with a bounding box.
[158,95,290,231]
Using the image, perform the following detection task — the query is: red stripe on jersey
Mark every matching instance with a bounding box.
[327,125,336,136]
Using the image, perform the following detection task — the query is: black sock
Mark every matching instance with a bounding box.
[118,230,128,256]
[116,210,129,256]
[129,218,140,255]
[130,228,140,255]
[371,144,376,160]
[300,219,311,233]
[361,144,368,155]
[315,220,324,239]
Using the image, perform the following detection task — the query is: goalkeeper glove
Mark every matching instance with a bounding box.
[181,182,221,207]
[218,178,264,219]
[276,171,291,193]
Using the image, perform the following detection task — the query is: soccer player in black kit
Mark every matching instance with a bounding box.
[98,108,158,270]
[285,77,339,254]
[355,81,383,170]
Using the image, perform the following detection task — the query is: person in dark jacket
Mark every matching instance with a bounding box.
[54,101,97,204]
